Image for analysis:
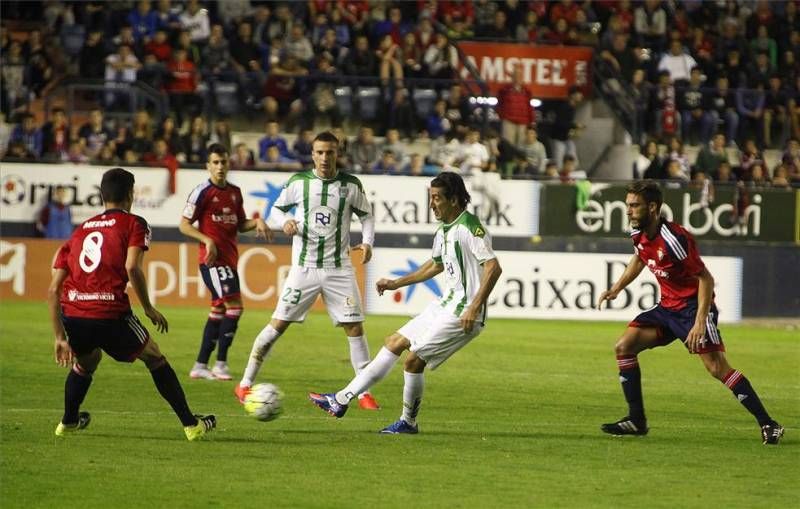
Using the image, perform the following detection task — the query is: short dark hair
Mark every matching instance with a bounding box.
[626,180,663,210]
[101,167,135,203]
[430,171,471,208]
[313,131,340,145]
[207,142,228,159]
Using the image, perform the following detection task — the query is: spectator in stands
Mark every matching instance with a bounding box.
[428,132,463,172]
[122,109,155,157]
[782,138,800,182]
[425,99,452,140]
[143,138,179,192]
[497,65,534,150]
[129,0,159,43]
[679,66,713,145]
[317,28,347,66]
[284,23,314,65]
[387,87,418,139]
[658,38,697,86]
[79,30,107,81]
[443,84,472,138]
[403,153,427,176]
[737,79,766,147]
[79,109,113,159]
[750,24,778,68]
[481,10,512,39]
[630,68,652,145]
[63,140,89,164]
[376,34,404,88]
[738,138,764,181]
[261,144,302,171]
[262,55,307,129]
[9,113,43,158]
[695,133,730,180]
[400,32,423,78]
[380,128,407,167]
[258,121,290,161]
[640,140,666,180]
[515,10,541,43]
[36,185,72,239]
[145,29,173,62]
[664,158,689,184]
[771,164,792,189]
[310,12,331,47]
[93,142,119,166]
[41,108,71,160]
[460,128,491,176]
[423,33,458,80]
[634,0,667,53]
[343,34,377,77]
[475,0,499,37]
[329,6,352,47]
[763,74,791,149]
[519,126,548,175]
[716,17,747,63]
[415,15,436,49]
[719,49,747,90]
[104,44,141,107]
[175,29,201,64]
[374,6,411,45]
[305,53,342,130]
[112,25,142,57]
[651,70,678,141]
[709,76,739,146]
[600,32,639,84]
[666,136,691,177]
[155,116,183,155]
[369,150,402,175]
[748,162,770,188]
[542,160,559,180]
[715,161,736,184]
[550,85,584,167]
[230,142,255,170]
[331,127,351,168]
[155,0,182,34]
[748,51,774,87]
[180,0,210,45]
[180,115,208,164]
[293,129,314,165]
[166,48,199,127]
[349,126,380,173]
[230,21,264,107]
[210,119,232,154]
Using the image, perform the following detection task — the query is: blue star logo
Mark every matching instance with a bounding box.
[249,182,289,219]
[391,259,442,302]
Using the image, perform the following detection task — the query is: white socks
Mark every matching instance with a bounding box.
[335,347,399,405]
[348,335,371,374]
[240,324,282,387]
[401,371,424,425]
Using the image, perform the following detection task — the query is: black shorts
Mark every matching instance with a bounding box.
[629,301,725,354]
[200,264,242,306]
[62,312,150,362]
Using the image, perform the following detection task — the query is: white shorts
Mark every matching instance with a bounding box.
[272,266,364,325]
[397,302,484,370]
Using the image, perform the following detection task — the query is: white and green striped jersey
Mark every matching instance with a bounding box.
[432,210,496,321]
[271,170,374,269]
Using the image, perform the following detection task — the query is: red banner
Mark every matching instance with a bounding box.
[457,42,593,98]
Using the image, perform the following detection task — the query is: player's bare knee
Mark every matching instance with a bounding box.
[702,354,731,381]
[270,318,289,333]
[342,322,363,337]
[614,336,637,356]
[404,353,426,373]
[384,333,409,355]
[138,340,165,369]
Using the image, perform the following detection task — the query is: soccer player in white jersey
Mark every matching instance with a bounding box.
[309,171,503,433]
[235,131,381,410]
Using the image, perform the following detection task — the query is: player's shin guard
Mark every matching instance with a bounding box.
[722,369,773,426]
[63,364,93,424]
[150,359,197,426]
[197,312,223,364]
[617,355,645,422]
[336,347,399,405]
[240,324,282,387]
[216,307,242,362]
[401,371,424,426]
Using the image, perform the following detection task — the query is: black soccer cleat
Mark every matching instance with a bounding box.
[761,421,784,445]
[601,416,649,436]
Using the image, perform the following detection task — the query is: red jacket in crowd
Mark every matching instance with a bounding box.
[497,84,535,126]
[166,59,197,94]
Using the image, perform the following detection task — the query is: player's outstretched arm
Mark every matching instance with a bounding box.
[239,217,274,241]
[178,217,218,265]
[461,258,503,333]
[376,259,444,295]
[125,246,169,333]
[48,268,73,367]
[596,254,645,310]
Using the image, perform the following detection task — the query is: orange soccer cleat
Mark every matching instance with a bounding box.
[357,392,380,410]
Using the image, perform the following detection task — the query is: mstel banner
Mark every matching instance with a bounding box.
[1,240,742,322]
[457,41,593,98]
[366,248,743,323]
[0,238,365,310]
[0,163,541,237]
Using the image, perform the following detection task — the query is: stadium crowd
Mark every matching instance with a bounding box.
[1,0,799,187]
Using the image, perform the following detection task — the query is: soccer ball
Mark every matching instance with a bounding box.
[243,383,284,422]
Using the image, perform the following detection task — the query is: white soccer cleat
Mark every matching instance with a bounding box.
[190,366,216,380]
[211,363,233,381]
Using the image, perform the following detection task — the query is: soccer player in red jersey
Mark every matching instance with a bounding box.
[48,167,216,441]
[179,143,271,381]
[597,181,783,444]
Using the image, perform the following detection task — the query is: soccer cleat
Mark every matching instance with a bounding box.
[184,414,216,441]
[308,392,348,418]
[357,392,380,410]
[380,419,419,434]
[211,363,233,381]
[601,416,649,436]
[234,384,251,404]
[55,412,91,436]
[190,366,216,380]
[761,421,785,445]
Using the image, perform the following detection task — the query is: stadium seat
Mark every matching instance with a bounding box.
[356,87,381,120]
[412,88,438,118]
[334,86,353,117]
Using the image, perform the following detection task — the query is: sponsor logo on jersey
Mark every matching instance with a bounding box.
[67,289,115,301]
[309,205,337,236]
[211,212,239,225]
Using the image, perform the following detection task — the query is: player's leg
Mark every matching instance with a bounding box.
[309,332,409,418]
[699,350,784,444]
[56,348,101,435]
[380,352,425,434]
[341,321,380,410]
[213,268,245,378]
[602,324,664,436]
[237,317,290,401]
[139,338,216,440]
[192,264,225,379]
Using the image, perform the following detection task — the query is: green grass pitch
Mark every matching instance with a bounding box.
[1,301,797,508]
